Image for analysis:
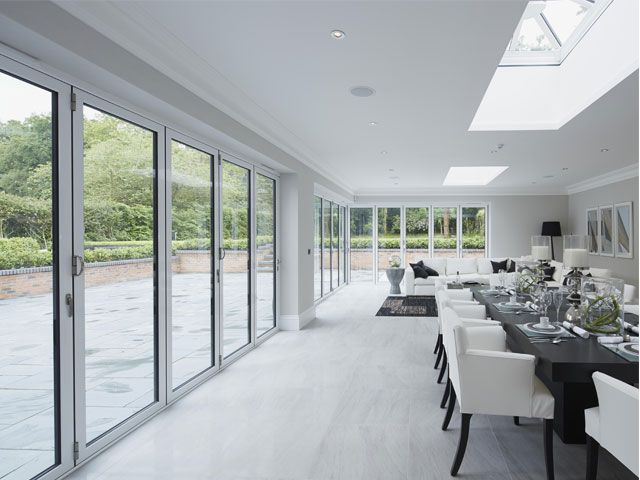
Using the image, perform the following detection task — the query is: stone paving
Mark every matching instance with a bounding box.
[0,272,274,480]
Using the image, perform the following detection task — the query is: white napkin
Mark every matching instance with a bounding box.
[597,336,624,344]
[623,321,639,335]
[562,321,589,339]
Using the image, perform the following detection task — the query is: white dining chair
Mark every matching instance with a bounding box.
[434,289,486,383]
[623,284,637,304]
[585,371,638,479]
[439,307,498,410]
[444,316,556,479]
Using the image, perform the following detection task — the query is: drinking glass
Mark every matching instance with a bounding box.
[538,290,552,317]
[498,269,507,290]
[552,288,565,322]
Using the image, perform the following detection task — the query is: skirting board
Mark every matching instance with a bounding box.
[279,305,316,331]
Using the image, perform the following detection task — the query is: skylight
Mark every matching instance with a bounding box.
[500,0,613,66]
[443,167,508,186]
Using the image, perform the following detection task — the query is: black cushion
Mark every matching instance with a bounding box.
[409,261,439,278]
[507,259,516,273]
[541,264,555,281]
[491,259,508,273]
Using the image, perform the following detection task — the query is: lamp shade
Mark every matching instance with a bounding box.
[541,221,562,237]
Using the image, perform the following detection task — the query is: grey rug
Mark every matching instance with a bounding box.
[375,295,437,317]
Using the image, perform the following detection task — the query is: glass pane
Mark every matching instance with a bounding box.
[542,0,589,44]
[322,199,331,294]
[512,17,553,51]
[170,140,212,390]
[256,174,276,336]
[0,71,58,478]
[331,203,339,289]
[349,207,373,282]
[461,207,486,258]
[433,207,457,258]
[222,160,250,357]
[83,106,156,443]
[406,207,429,264]
[314,197,322,299]
[339,206,346,285]
[377,207,401,281]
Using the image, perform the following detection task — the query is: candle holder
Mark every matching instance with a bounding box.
[562,235,590,323]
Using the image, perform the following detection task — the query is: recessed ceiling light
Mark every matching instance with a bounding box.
[443,166,508,186]
[600,148,609,152]
[368,121,378,126]
[350,86,375,97]
[381,150,388,155]
[330,30,346,39]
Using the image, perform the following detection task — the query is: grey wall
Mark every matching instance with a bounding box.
[354,195,569,261]
[568,177,639,286]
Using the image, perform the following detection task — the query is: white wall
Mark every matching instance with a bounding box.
[354,194,569,261]
[568,177,639,287]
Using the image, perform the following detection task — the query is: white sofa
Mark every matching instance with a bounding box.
[405,258,515,296]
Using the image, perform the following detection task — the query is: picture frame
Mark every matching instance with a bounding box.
[586,207,599,254]
[599,205,614,257]
[614,202,633,258]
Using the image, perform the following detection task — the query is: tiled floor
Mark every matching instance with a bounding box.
[56,283,633,480]
[0,272,274,480]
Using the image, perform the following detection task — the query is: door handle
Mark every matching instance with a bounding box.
[65,293,73,317]
[72,255,84,276]
[219,247,226,260]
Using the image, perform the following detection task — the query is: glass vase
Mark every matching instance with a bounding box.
[580,277,624,335]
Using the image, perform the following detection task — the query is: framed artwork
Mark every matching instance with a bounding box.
[586,208,599,254]
[599,205,614,256]
[614,202,633,258]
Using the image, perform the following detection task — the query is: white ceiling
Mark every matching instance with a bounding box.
[55,0,639,195]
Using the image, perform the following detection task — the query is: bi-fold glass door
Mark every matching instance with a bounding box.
[71,90,166,461]
[0,55,74,480]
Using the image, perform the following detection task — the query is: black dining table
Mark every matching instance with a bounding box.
[471,286,639,444]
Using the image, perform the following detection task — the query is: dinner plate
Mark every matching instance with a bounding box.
[619,343,639,356]
[523,322,563,335]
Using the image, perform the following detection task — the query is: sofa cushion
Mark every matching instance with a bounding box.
[490,259,508,273]
[414,277,436,285]
[446,258,477,275]
[409,261,429,279]
[478,258,501,275]
[423,258,447,275]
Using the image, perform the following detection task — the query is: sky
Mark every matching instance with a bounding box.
[0,72,51,122]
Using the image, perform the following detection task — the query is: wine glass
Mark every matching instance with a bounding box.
[538,290,552,317]
[552,288,566,322]
[498,269,507,291]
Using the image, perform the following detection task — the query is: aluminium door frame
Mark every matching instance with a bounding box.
[254,166,280,344]
[0,53,75,480]
[217,151,255,365]
[164,128,220,403]
[71,88,167,463]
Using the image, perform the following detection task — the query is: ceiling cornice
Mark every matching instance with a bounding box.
[565,164,639,195]
[354,187,568,198]
[53,0,354,195]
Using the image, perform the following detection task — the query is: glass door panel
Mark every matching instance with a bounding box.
[377,207,401,281]
[433,207,458,258]
[331,203,339,289]
[349,207,373,282]
[339,206,346,285]
[322,199,331,294]
[405,207,430,264]
[256,173,276,336]
[0,68,62,480]
[313,197,322,299]
[461,207,486,258]
[80,104,157,443]
[221,159,251,357]
[169,139,213,390]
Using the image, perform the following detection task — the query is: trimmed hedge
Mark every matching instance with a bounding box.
[0,237,51,269]
[350,235,485,249]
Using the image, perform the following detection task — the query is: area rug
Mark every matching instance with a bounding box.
[375,295,437,317]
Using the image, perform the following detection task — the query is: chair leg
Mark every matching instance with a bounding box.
[437,353,448,384]
[513,416,520,426]
[586,435,599,480]
[441,387,456,431]
[434,342,444,369]
[451,413,472,476]
[440,377,451,409]
[543,419,555,480]
[433,333,442,354]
